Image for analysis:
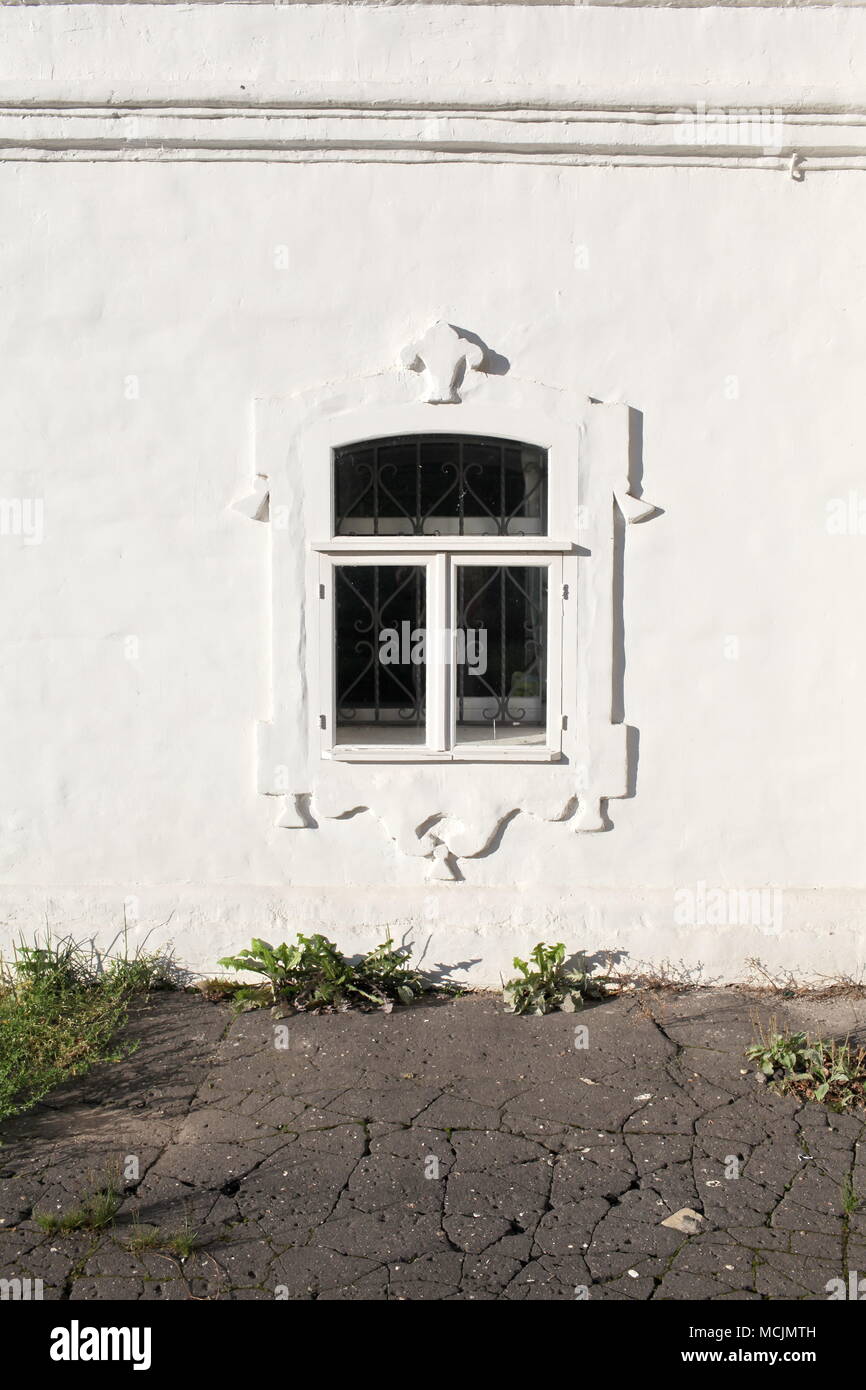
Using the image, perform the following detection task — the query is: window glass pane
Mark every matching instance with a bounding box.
[334,435,547,537]
[334,564,426,745]
[455,566,548,747]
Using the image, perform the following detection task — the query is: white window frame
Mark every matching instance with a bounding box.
[316,546,564,762]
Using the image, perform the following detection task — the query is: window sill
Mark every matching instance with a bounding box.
[312,537,576,554]
[324,748,563,763]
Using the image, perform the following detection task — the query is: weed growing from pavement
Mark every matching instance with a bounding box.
[36,1191,202,1264]
[122,1221,164,1251]
[502,941,612,1015]
[163,1218,200,1260]
[746,1018,866,1111]
[35,1172,123,1233]
[744,957,866,1000]
[0,934,179,1123]
[217,933,425,1014]
[123,1215,200,1259]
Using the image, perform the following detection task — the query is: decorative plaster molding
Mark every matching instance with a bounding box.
[400,322,486,404]
[614,489,660,524]
[1,104,865,170]
[239,340,660,882]
[10,2,855,8]
[272,790,605,883]
[233,476,269,522]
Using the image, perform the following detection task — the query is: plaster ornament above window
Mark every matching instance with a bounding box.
[400,321,487,404]
[236,324,660,882]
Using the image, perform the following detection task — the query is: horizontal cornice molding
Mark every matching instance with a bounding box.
[5,2,866,7]
[1,102,866,167]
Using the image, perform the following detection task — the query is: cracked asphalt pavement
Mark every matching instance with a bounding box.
[2,988,866,1300]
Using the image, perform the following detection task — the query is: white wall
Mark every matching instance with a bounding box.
[1,3,865,983]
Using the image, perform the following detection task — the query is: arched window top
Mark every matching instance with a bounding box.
[334,433,547,537]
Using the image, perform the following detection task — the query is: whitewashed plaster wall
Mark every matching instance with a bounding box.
[0,2,865,983]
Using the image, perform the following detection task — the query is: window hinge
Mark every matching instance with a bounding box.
[319,714,326,729]
[562,583,569,600]
[561,714,568,731]
[319,583,326,599]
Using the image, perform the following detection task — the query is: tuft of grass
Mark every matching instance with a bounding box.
[123,1222,164,1252]
[746,1019,866,1112]
[0,933,178,1124]
[164,1220,200,1260]
[122,1216,199,1258]
[502,942,612,1016]
[217,933,424,1014]
[35,1174,123,1234]
[101,951,178,996]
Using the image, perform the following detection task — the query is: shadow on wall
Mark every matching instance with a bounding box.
[611,406,665,808]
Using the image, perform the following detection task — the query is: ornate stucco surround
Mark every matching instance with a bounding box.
[237,324,657,880]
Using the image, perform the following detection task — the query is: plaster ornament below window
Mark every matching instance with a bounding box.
[275,791,581,882]
[400,321,486,404]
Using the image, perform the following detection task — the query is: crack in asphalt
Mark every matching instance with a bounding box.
[2,989,866,1300]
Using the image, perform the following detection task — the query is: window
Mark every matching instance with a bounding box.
[251,363,641,856]
[334,561,428,747]
[454,563,549,748]
[315,434,567,761]
[334,434,546,537]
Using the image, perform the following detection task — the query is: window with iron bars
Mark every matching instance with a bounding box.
[315,434,567,761]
